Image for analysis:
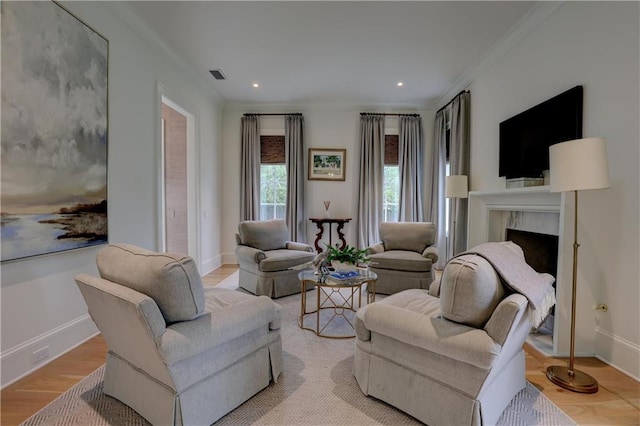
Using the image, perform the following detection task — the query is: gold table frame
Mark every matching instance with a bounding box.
[298,270,377,339]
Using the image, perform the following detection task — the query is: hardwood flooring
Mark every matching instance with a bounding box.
[2,265,638,425]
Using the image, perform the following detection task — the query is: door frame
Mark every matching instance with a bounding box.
[156,82,200,266]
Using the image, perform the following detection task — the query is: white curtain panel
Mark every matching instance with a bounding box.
[357,114,385,248]
[449,92,471,256]
[285,114,306,242]
[240,115,260,221]
[398,115,425,222]
[427,109,448,269]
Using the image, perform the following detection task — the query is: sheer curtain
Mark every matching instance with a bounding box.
[427,109,448,269]
[426,91,471,267]
[285,114,306,242]
[398,115,424,222]
[240,115,260,221]
[357,114,385,247]
[448,92,471,256]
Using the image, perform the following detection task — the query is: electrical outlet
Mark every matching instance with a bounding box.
[31,346,50,364]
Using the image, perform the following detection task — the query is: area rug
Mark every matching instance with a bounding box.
[21,275,576,426]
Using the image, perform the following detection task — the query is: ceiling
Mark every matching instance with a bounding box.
[125,1,537,107]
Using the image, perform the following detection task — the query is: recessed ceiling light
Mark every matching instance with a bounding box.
[397,81,404,87]
[252,83,260,88]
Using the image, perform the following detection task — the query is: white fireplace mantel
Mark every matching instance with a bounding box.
[467,186,575,356]
[467,186,562,248]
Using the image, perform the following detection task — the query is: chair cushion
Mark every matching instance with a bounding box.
[259,249,316,272]
[439,254,506,328]
[369,250,432,272]
[238,220,289,251]
[96,243,205,323]
[379,222,436,253]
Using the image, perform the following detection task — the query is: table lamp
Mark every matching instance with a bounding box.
[445,175,468,259]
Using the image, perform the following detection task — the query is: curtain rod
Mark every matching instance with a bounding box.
[359,113,420,117]
[436,90,470,115]
[243,113,303,116]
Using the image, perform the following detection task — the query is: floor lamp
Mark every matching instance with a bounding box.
[445,175,468,260]
[546,137,610,394]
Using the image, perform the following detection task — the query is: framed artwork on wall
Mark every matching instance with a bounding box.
[1,1,109,262]
[308,148,346,181]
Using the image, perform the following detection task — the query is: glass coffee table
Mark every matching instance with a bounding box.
[298,269,377,338]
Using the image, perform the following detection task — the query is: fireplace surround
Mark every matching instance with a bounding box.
[467,186,574,355]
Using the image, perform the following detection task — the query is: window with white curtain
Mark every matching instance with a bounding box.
[259,135,287,220]
[383,134,399,222]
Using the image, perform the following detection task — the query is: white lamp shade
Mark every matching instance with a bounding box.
[549,137,610,193]
[445,175,468,198]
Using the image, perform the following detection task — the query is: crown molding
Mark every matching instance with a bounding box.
[100,1,224,106]
[437,1,565,108]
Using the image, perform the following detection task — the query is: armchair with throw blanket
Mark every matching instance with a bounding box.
[236,219,316,298]
[366,221,439,295]
[354,241,555,425]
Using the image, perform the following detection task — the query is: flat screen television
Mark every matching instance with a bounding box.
[499,85,583,179]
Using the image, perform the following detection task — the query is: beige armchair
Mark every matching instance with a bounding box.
[354,243,549,426]
[236,219,316,298]
[366,222,439,294]
[75,244,282,426]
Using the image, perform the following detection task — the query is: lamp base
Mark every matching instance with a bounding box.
[546,365,598,393]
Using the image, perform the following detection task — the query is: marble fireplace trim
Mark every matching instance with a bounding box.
[467,186,570,355]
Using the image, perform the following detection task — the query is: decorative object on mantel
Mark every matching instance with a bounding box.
[506,177,545,189]
[308,148,346,181]
[323,200,331,218]
[546,137,610,394]
[445,175,468,259]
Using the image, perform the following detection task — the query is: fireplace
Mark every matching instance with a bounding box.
[505,229,558,277]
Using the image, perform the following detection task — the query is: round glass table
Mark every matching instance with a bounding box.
[297,269,377,338]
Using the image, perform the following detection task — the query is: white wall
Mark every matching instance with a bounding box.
[0,1,224,387]
[469,2,639,379]
[221,105,434,262]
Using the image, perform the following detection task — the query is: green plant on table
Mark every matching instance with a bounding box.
[326,244,370,267]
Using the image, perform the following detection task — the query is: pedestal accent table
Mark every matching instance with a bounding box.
[309,217,352,253]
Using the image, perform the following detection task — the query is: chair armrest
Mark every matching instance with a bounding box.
[367,243,385,255]
[428,278,441,297]
[484,293,528,346]
[286,241,314,252]
[422,245,439,263]
[160,296,279,364]
[361,302,500,369]
[236,245,266,264]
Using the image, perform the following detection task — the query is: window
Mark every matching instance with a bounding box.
[383,134,399,222]
[259,136,287,220]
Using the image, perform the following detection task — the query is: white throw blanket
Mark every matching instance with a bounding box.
[457,242,556,328]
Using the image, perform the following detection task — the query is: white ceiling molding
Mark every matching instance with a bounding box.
[436,1,565,109]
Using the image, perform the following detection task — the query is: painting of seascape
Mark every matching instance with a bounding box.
[1,2,108,262]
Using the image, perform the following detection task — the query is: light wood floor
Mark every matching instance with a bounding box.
[2,264,638,425]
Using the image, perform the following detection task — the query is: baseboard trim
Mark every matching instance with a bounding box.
[594,327,640,382]
[0,314,99,389]
[201,254,222,275]
[221,252,238,265]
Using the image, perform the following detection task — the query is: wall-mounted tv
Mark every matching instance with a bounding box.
[499,85,583,179]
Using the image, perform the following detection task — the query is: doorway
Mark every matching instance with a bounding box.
[158,86,199,265]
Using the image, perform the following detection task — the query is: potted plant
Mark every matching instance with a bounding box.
[326,244,370,272]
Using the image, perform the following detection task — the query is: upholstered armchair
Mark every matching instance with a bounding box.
[236,219,316,298]
[355,243,547,426]
[75,244,282,426]
[366,221,438,294]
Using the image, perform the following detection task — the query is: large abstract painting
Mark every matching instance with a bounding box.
[1,2,108,262]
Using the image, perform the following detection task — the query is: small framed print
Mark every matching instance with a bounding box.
[308,148,346,181]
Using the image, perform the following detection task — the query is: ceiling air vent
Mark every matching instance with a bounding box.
[209,69,226,80]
